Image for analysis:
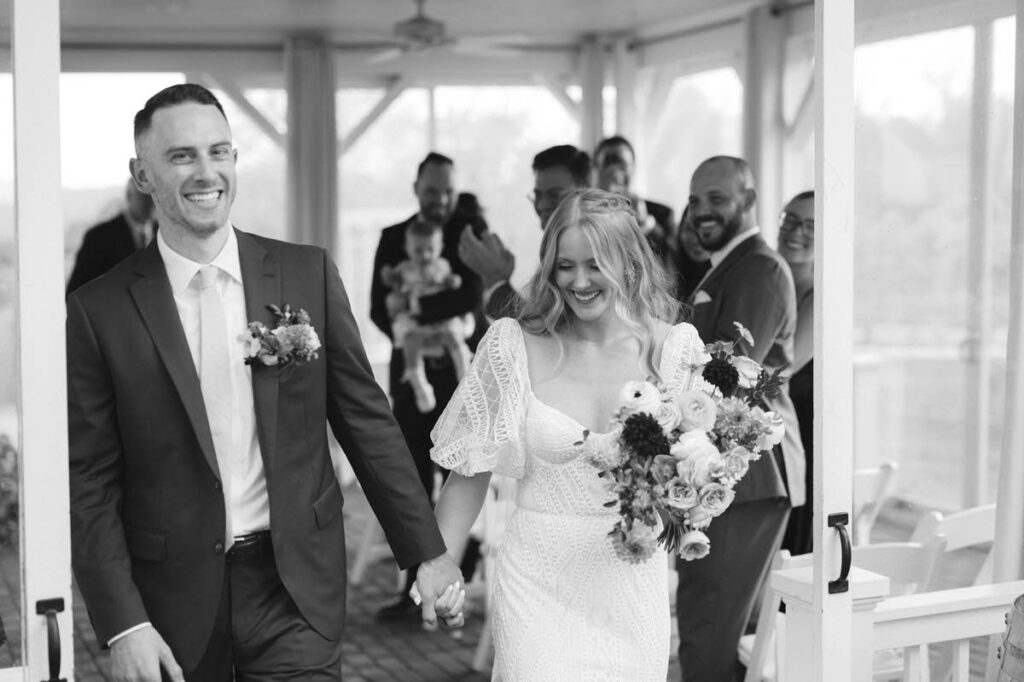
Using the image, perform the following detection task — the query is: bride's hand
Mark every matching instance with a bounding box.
[434,583,467,629]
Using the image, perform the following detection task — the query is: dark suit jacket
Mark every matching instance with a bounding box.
[643,199,675,260]
[67,230,445,670]
[66,214,140,295]
[484,281,523,321]
[688,233,805,506]
[370,212,487,395]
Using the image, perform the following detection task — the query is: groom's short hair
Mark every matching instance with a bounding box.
[134,83,227,142]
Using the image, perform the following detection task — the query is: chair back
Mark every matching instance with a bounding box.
[852,540,946,596]
[853,462,899,545]
[910,503,997,587]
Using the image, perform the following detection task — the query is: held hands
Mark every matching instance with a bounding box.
[110,626,184,682]
[413,552,466,629]
[459,226,515,289]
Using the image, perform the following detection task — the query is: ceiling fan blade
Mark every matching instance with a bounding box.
[367,47,406,64]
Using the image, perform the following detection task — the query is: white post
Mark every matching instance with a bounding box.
[815,0,856,679]
[427,85,437,151]
[964,21,995,509]
[12,0,74,678]
[772,567,889,682]
[611,35,636,139]
[579,35,606,154]
[742,5,785,235]
[285,35,339,253]
[992,0,1024,586]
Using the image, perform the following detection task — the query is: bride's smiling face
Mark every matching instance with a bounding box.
[554,226,617,322]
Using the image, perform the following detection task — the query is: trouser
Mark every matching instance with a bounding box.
[187,535,342,681]
[676,497,790,682]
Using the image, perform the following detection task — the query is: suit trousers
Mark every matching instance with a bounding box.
[676,497,790,682]
[187,548,342,681]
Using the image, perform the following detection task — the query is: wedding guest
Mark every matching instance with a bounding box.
[370,152,488,620]
[677,155,804,681]
[67,179,156,295]
[594,135,676,263]
[779,190,815,556]
[458,144,591,320]
[67,83,462,681]
[672,205,711,301]
[426,188,705,679]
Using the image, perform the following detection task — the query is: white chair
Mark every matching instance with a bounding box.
[853,462,899,546]
[910,503,997,589]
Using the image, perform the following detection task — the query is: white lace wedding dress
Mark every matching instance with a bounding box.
[432,318,706,681]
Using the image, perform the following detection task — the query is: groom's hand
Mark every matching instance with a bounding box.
[111,626,184,682]
[415,552,464,628]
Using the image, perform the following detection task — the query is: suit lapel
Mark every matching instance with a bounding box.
[128,243,221,479]
[237,230,281,470]
[692,234,766,300]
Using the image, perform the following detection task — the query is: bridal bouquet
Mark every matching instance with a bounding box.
[584,323,786,563]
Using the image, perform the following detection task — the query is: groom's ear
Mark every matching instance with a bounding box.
[129,158,152,195]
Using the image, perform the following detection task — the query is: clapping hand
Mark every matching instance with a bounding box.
[458,226,515,289]
[413,552,466,629]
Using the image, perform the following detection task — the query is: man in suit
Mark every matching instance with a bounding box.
[67,84,462,682]
[593,135,676,263]
[369,152,487,619]
[458,144,591,320]
[676,155,805,681]
[66,179,156,295]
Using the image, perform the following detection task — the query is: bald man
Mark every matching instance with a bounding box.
[676,155,805,681]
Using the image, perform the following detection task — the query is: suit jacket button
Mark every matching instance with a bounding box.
[213,480,222,491]
[213,541,225,555]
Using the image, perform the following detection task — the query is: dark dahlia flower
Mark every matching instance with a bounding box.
[702,356,739,395]
[621,412,670,458]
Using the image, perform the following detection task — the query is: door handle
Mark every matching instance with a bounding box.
[828,512,851,594]
[35,598,66,682]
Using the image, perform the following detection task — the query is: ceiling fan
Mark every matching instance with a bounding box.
[367,0,528,64]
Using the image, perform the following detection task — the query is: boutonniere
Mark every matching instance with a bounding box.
[239,304,321,375]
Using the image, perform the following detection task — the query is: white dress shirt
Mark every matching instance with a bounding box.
[157,226,270,538]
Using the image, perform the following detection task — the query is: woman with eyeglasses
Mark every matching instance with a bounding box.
[778,190,815,556]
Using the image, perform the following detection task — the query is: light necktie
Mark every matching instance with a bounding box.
[197,265,234,548]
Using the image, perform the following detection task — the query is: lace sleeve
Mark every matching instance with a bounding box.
[430,318,528,479]
[661,323,716,395]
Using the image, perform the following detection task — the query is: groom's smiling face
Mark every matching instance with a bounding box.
[131,102,237,241]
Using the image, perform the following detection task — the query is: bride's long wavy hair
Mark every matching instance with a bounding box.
[518,188,681,379]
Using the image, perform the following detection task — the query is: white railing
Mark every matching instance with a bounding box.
[772,567,1024,682]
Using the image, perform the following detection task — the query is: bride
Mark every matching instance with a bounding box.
[423,189,708,680]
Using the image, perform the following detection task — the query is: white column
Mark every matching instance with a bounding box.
[742,5,786,234]
[579,35,606,154]
[992,0,1024,584]
[12,0,74,677]
[612,36,637,139]
[285,35,339,253]
[963,21,995,509]
[815,0,856,679]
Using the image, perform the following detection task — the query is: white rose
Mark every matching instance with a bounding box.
[678,529,711,561]
[698,482,736,518]
[672,431,722,488]
[730,355,762,389]
[655,401,682,433]
[663,479,699,511]
[675,390,717,432]
[752,408,785,450]
[617,381,662,416]
[721,447,750,480]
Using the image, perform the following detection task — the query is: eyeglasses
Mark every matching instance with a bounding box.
[527,188,572,206]
[779,211,814,235]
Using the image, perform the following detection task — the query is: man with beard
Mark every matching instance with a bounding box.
[676,155,805,681]
[457,144,591,319]
[370,151,487,619]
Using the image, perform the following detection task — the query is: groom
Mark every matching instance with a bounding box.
[67,83,462,681]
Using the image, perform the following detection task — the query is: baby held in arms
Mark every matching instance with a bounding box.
[381,218,474,413]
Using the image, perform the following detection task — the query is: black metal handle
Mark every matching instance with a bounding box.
[35,598,66,682]
[828,513,851,594]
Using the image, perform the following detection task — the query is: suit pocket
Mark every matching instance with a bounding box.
[125,526,167,562]
[313,479,344,530]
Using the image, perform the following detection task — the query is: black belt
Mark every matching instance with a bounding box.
[226,530,272,562]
